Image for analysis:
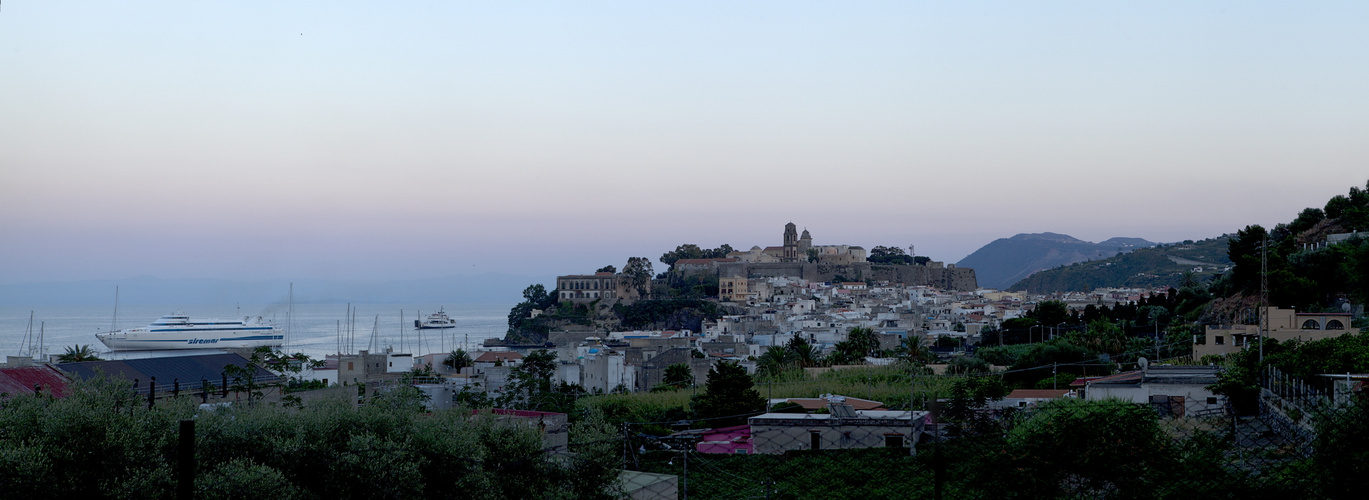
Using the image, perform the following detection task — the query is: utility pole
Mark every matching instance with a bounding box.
[682,444,689,500]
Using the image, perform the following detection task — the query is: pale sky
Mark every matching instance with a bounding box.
[2,1,1366,285]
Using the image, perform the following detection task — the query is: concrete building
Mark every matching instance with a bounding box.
[581,348,635,393]
[749,399,925,454]
[1085,365,1225,417]
[719,275,750,302]
[1196,307,1356,358]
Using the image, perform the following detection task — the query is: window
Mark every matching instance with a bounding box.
[347,362,354,370]
[1327,320,1345,330]
[734,449,748,454]
[884,435,904,448]
[1207,397,1218,405]
[1215,336,1224,345]
[1302,319,1320,330]
[810,431,821,450]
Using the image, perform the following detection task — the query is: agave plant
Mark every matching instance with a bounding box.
[57,344,103,363]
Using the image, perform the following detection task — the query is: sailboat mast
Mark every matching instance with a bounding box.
[111,286,120,333]
[287,283,293,351]
[369,314,379,352]
[19,312,33,357]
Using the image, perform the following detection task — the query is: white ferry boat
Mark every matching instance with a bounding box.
[415,308,456,329]
[96,313,283,351]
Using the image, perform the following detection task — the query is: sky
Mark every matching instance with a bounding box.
[2,1,1367,285]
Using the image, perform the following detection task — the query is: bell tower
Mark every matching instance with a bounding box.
[783,222,798,262]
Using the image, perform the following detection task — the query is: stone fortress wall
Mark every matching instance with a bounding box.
[716,261,977,291]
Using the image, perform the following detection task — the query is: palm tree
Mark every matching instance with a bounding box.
[57,344,103,363]
[756,347,796,378]
[442,349,473,373]
[786,334,825,368]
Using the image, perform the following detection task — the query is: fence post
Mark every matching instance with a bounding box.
[910,369,916,457]
[929,399,942,500]
[177,419,195,500]
[934,433,943,500]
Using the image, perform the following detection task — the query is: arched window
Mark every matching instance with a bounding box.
[1301,319,1320,330]
[1327,320,1345,330]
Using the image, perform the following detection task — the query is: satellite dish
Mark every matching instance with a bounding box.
[1138,357,1149,369]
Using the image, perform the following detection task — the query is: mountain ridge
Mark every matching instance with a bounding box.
[956,233,1158,290]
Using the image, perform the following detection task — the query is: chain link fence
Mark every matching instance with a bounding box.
[628,383,1367,499]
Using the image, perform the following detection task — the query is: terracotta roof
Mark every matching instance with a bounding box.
[0,365,70,398]
[474,351,523,363]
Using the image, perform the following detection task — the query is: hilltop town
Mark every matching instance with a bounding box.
[4,182,1369,498]
[438,222,1177,398]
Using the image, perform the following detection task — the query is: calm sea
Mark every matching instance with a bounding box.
[0,302,514,362]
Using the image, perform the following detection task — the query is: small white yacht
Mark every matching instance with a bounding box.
[415,308,456,329]
[96,313,282,351]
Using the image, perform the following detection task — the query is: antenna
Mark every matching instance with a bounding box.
[1260,233,1268,364]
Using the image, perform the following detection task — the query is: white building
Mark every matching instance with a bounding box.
[1085,365,1225,417]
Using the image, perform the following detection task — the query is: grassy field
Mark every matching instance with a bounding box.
[576,363,966,431]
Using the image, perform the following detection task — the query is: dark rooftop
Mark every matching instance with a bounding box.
[58,353,281,394]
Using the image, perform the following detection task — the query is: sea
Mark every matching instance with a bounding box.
[0,302,515,362]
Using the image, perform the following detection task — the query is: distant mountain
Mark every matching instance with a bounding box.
[956,233,1157,290]
[1007,237,1231,293]
[0,274,553,306]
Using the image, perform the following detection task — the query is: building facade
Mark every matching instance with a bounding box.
[1196,307,1355,358]
[556,272,644,304]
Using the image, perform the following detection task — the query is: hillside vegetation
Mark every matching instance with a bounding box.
[1008,237,1231,293]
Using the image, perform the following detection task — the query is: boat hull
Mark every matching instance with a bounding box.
[97,328,283,351]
